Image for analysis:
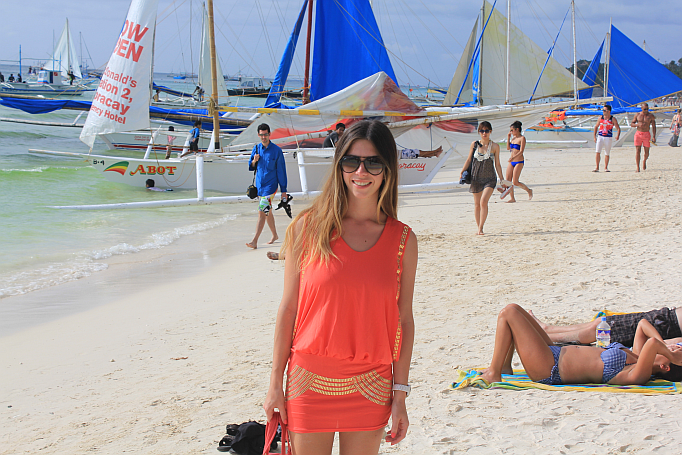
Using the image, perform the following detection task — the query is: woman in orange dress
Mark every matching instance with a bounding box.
[263,120,418,455]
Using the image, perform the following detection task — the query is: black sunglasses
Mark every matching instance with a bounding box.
[479,129,491,134]
[339,155,385,175]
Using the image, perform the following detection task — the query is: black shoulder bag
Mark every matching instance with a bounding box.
[246,160,258,199]
[460,141,479,185]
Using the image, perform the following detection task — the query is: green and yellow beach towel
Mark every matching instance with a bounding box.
[452,369,682,394]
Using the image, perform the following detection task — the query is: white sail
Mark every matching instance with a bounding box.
[42,19,83,79]
[198,6,229,103]
[444,21,478,106]
[445,1,587,106]
[80,0,159,148]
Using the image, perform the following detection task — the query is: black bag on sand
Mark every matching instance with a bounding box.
[219,421,279,455]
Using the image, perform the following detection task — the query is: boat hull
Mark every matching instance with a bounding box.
[524,125,634,148]
[89,151,447,193]
[99,131,239,152]
[0,82,92,96]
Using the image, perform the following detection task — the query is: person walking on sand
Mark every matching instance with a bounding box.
[631,103,657,172]
[669,108,681,147]
[246,123,287,249]
[459,121,507,235]
[592,105,621,172]
[501,121,532,202]
[480,304,682,386]
[263,120,417,455]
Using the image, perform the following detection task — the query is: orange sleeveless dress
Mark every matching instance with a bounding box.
[285,217,411,433]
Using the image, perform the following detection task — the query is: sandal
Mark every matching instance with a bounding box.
[500,186,513,199]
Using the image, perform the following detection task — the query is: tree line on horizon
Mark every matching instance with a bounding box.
[566,58,682,88]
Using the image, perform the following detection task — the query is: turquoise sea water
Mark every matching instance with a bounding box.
[0,66,443,304]
[0,71,257,301]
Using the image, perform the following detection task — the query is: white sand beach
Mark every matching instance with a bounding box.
[2,144,682,454]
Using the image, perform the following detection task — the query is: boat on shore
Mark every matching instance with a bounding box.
[0,19,97,97]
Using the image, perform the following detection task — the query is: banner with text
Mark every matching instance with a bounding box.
[80,0,159,147]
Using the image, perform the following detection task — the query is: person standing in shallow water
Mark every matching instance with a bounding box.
[263,120,417,455]
[459,121,507,235]
[502,121,532,203]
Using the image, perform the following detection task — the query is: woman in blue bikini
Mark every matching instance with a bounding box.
[480,304,682,386]
[501,121,533,203]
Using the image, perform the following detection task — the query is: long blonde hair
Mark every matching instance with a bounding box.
[282,120,399,270]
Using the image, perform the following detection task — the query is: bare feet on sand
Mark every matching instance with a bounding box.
[266,235,278,245]
[528,189,533,201]
[477,230,484,235]
[245,242,257,249]
[506,198,516,203]
[480,370,501,384]
[266,251,280,260]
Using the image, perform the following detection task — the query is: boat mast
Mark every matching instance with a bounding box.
[207,0,221,149]
[478,0,485,106]
[604,18,611,98]
[505,0,510,104]
[302,0,314,104]
[571,0,578,103]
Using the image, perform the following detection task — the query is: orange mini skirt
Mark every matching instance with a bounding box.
[285,351,393,433]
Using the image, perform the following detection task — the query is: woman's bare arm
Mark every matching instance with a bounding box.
[617,337,682,385]
[263,220,303,424]
[632,319,664,354]
[386,231,417,446]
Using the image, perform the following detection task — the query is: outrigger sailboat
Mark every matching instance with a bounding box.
[31,0,460,205]
[0,19,96,96]
[32,0,608,209]
[525,21,682,146]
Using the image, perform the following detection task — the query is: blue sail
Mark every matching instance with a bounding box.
[578,40,603,100]
[264,0,308,108]
[608,25,682,108]
[470,48,480,104]
[310,0,397,102]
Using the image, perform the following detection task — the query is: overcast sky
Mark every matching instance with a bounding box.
[2,0,678,87]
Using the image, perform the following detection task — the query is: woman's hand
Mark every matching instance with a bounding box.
[669,344,682,366]
[263,383,287,424]
[385,396,409,445]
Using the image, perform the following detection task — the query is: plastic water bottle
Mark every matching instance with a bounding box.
[596,317,611,348]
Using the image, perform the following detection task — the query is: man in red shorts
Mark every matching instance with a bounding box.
[631,102,657,172]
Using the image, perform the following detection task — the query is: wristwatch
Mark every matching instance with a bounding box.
[392,383,411,396]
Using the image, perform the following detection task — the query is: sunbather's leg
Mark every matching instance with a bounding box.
[528,311,600,344]
[481,304,555,383]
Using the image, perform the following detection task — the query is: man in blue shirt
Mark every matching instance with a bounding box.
[246,123,288,249]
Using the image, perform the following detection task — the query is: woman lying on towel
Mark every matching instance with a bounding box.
[480,304,682,385]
